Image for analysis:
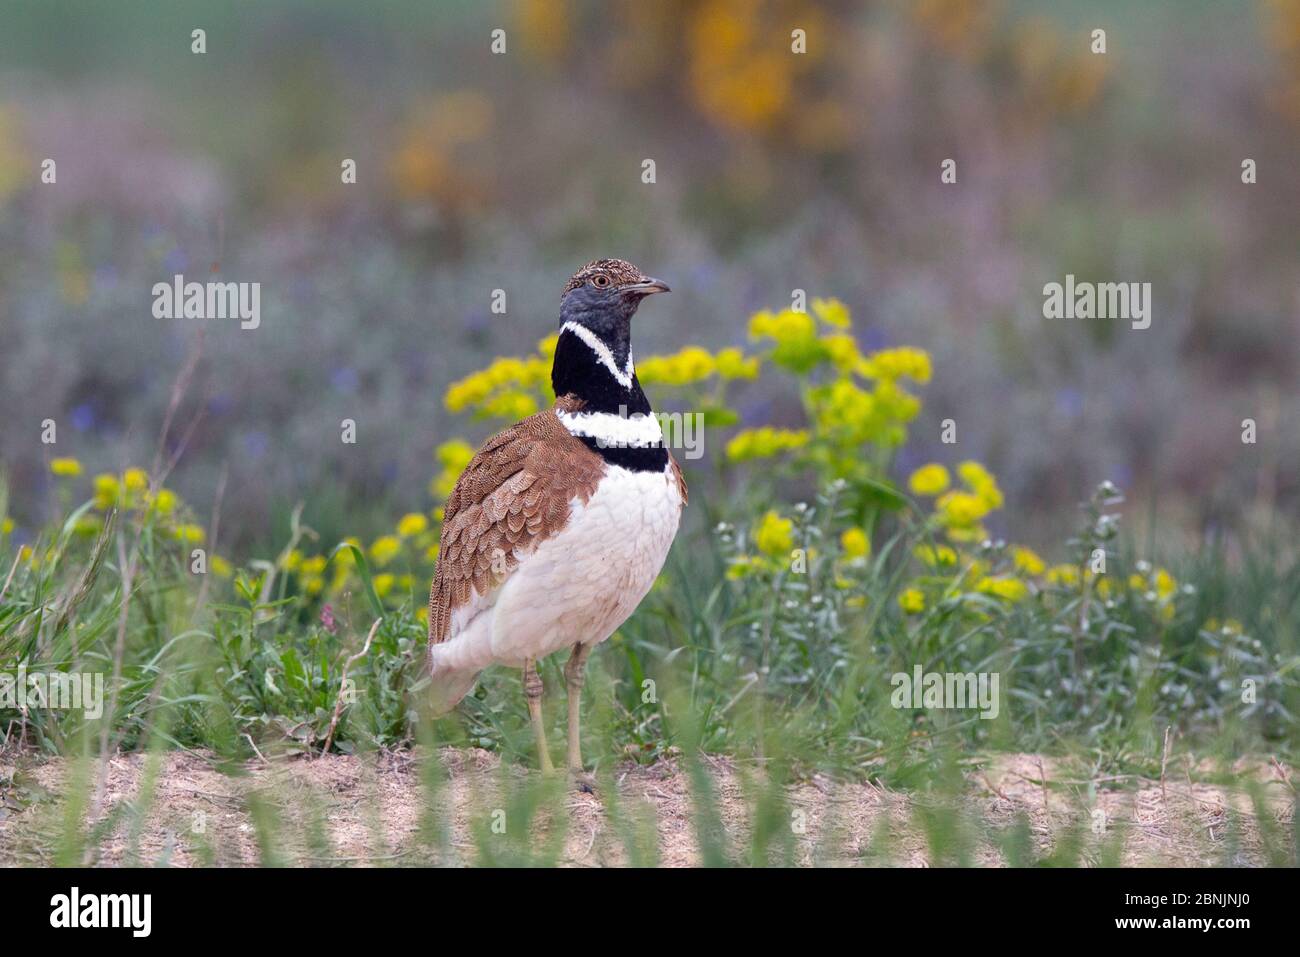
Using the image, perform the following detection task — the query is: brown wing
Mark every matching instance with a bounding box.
[668,451,688,505]
[427,407,605,645]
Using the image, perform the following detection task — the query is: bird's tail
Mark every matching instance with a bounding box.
[426,648,481,715]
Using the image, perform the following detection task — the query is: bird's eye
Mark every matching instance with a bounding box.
[591,275,611,288]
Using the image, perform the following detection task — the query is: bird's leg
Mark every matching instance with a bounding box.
[564,642,592,773]
[523,657,554,775]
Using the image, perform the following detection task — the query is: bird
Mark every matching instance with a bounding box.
[426,258,687,776]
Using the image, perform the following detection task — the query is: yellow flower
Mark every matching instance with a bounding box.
[936,490,990,528]
[18,545,34,563]
[715,347,760,380]
[123,467,149,493]
[425,543,441,562]
[1011,546,1045,576]
[977,577,1029,602]
[958,460,1004,510]
[754,510,794,558]
[1046,564,1079,586]
[859,347,931,384]
[149,488,178,515]
[93,473,120,509]
[397,512,428,537]
[50,457,83,477]
[1,517,12,536]
[173,523,205,545]
[301,555,328,576]
[899,588,926,614]
[726,555,761,580]
[811,297,851,328]
[369,535,401,567]
[748,308,828,373]
[373,573,395,598]
[725,427,809,462]
[908,464,950,496]
[840,527,870,559]
[537,333,559,359]
[1154,568,1176,600]
[914,543,957,567]
[303,575,324,596]
[821,334,862,372]
[210,555,233,578]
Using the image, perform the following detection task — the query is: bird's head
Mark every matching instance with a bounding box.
[558,258,670,337]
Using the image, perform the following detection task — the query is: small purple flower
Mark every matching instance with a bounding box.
[320,604,337,634]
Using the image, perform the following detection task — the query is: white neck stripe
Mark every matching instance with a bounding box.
[557,410,663,447]
[560,321,635,389]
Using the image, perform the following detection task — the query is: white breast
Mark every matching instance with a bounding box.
[430,462,683,674]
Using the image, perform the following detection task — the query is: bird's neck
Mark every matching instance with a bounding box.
[550,321,651,415]
[551,321,668,473]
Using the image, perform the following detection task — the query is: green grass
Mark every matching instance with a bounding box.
[1,473,1297,866]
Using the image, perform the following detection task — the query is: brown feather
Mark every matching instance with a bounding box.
[427,407,607,646]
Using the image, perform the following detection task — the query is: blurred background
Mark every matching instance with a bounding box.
[1,0,1297,554]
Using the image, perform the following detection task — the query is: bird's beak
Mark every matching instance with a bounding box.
[627,277,670,295]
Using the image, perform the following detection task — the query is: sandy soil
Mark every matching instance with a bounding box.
[0,749,1292,867]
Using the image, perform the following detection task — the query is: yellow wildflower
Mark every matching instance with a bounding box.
[397,512,428,537]
[754,510,794,558]
[725,427,809,462]
[958,460,1004,510]
[50,457,83,477]
[936,490,989,528]
[749,308,828,373]
[425,543,440,562]
[977,577,1029,602]
[211,555,233,578]
[1154,568,1176,600]
[637,346,716,386]
[173,524,205,545]
[914,543,957,567]
[149,488,178,515]
[373,573,395,598]
[715,347,760,380]
[908,464,950,496]
[726,555,760,580]
[123,467,149,493]
[1,517,12,536]
[93,474,120,509]
[859,347,932,384]
[821,334,862,372]
[369,535,401,567]
[899,588,926,614]
[840,527,870,559]
[301,555,328,576]
[1011,546,1045,576]
[1046,564,1079,586]
[811,297,851,328]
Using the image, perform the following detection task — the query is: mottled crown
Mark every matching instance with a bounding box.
[562,258,648,297]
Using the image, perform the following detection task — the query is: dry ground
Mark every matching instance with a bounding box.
[0,749,1293,867]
